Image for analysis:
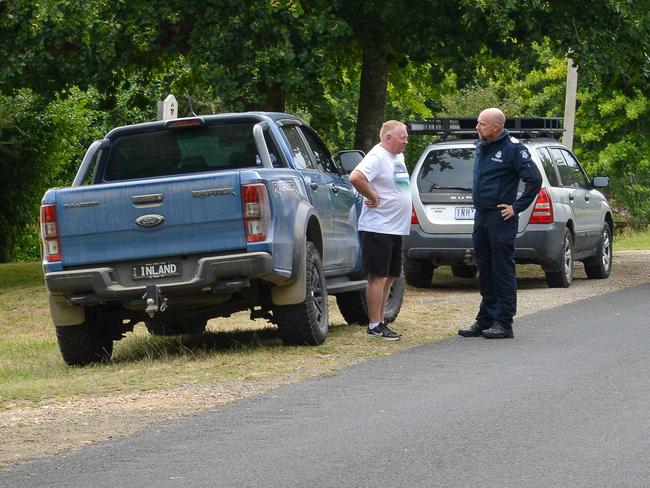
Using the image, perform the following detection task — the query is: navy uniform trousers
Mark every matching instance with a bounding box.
[473,208,518,327]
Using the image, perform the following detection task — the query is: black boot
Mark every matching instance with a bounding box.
[481,323,514,339]
[458,322,490,337]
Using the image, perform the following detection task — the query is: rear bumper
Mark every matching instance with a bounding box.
[404,223,565,268]
[45,252,281,303]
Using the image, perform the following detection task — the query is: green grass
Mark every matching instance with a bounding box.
[615,227,650,251]
[0,262,462,409]
[0,262,44,289]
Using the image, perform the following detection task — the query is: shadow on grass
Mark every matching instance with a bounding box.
[406,275,567,292]
[112,326,285,363]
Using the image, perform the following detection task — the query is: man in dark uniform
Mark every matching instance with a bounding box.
[459,108,542,339]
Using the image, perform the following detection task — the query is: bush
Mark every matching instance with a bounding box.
[0,87,105,262]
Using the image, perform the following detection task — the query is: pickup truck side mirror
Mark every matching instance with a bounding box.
[592,176,609,188]
[336,150,365,174]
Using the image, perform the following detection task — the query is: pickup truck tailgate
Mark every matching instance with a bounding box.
[54,172,246,267]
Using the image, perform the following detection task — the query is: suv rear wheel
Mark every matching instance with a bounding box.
[336,272,405,325]
[404,258,435,288]
[451,264,478,279]
[545,228,574,288]
[584,224,613,279]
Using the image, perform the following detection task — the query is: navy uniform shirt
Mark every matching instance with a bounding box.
[472,129,542,215]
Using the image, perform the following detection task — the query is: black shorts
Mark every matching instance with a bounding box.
[360,231,403,277]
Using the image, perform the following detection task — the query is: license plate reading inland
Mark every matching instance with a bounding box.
[455,207,476,220]
[132,262,180,280]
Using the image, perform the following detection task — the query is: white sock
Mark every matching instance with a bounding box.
[369,322,380,330]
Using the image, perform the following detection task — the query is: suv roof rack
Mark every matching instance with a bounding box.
[406,117,564,140]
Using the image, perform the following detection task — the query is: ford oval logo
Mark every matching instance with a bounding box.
[135,214,165,228]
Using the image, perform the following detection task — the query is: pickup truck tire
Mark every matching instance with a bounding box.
[275,242,329,345]
[336,272,405,325]
[584,223,613,279]
[55,308,113,366]
[545,228,574,288]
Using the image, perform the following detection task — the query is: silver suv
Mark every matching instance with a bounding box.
[404,118,613,288]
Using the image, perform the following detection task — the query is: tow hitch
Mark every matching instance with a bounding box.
[143,285,168,318]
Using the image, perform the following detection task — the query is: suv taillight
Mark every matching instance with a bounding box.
[411,205,419,225]
[241,183,270,243]
[529,188,554,224]
[40,204,62,262]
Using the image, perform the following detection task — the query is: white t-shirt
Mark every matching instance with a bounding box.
[355,144,412,236]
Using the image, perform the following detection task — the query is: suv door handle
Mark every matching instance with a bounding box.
[310,182,318,191]
[568,193,575,201]
[329,184,339,194]
[584,194,590,202]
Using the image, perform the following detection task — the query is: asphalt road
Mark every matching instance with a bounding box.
[3,284,650,488]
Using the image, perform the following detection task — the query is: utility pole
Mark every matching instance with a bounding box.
[563,58,578,150]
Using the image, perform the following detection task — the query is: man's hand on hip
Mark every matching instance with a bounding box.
[498,204,515,220]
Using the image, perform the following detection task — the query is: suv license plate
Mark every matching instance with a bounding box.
[455,207,476,220]
[132,261,180,280]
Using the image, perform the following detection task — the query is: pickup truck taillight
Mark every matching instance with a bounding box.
[40,204,62,262]
[529,188,554,224]
[241,183,270,243]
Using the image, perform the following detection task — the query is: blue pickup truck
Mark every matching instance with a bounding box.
[40,112,404,365]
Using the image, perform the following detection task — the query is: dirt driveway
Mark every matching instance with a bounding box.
[1,250,648,467]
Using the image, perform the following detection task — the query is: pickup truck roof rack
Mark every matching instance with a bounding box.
[406,117,564,140]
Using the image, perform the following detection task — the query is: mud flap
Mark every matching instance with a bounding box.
[272,240,306,305]
[48,293,85,326]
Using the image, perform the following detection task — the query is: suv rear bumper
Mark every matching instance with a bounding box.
[404,223,565,268]
[45,252,281,304]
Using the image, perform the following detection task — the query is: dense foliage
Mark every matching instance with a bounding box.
[0,0,648,261]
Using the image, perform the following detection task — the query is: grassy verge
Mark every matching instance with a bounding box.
[0,262,468,409]
[2,229,648,411]
[615,227,650,250]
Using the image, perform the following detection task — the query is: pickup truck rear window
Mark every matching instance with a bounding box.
[103,122,264,181]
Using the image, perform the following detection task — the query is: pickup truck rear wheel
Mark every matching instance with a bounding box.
[275,242,329,345]
[336,272,405,325]
[55,307,114,366]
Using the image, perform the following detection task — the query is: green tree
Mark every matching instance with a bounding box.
[336,0,649,151]
[436,42,650,223]
[460,0,650,93]
[184,0,348,114]
[0,87,105,261]
[334,0,479,150]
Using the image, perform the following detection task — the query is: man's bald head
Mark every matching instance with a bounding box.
[476,108,506,142]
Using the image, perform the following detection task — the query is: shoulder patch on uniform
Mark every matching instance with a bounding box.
[520,149,530,159]
[509,136,520,143]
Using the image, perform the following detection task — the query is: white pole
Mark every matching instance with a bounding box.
[563,58,578,150]
[157,94,178,121]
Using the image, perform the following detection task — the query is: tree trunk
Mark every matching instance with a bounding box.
[354,47,389,152]
[0,228,10,263]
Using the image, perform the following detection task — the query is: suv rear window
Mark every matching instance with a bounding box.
[103,122,263,181]
[416,148,475,193]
